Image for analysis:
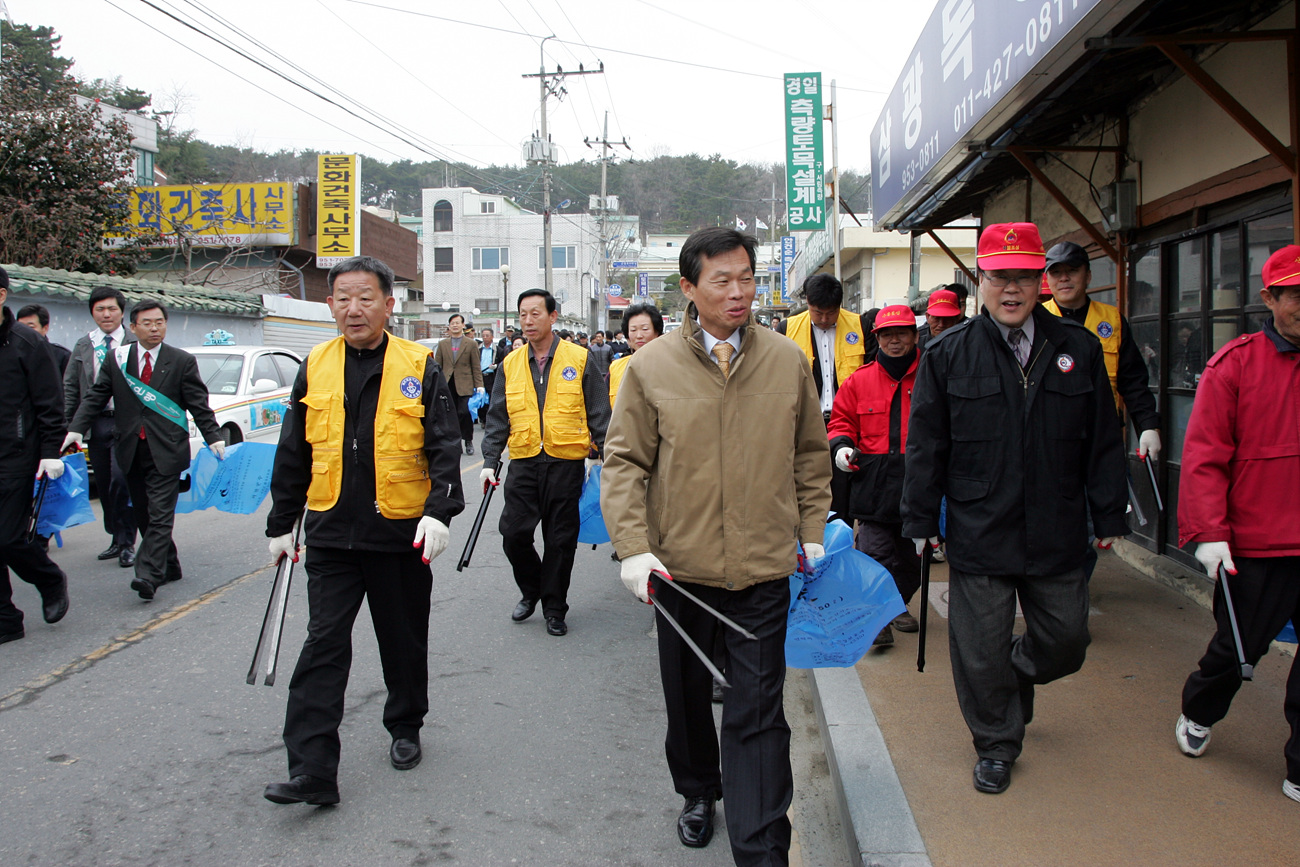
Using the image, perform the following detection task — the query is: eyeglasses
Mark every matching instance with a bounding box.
[982,274,1042,290]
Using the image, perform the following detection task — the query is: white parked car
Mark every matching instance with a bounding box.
[184,345,303,457]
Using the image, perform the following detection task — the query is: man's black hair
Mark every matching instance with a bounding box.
[130,298,168,324]
[941,282,970,306]
[327,255,395,296]
[88,285,128,314]
[623,302,664,336]
[448,312,465,325]
[803,273,843,309]
[517,288,557,313]
[16,304,50,328]
[679,227,757,287]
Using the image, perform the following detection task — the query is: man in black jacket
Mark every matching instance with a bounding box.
[262,256,464,806]
[65,299,225,601]
[16,305,71,376]
[901,223,1128,796]
[0,267,71,643]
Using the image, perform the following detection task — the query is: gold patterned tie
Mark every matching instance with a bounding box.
[711,341,735,379]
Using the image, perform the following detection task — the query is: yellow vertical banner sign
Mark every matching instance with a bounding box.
[316,154,360,268]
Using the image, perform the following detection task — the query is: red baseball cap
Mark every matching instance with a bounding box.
[977,222,1046,271]
[1263,244,1300,289]
[926,289,961,317]
[872,304,917,332]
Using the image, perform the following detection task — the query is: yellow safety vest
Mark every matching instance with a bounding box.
[1044,298,1122,406]
[608,354,632,409]
[501,338,591,460]
[785,308,867,389]
[302,334,431,519]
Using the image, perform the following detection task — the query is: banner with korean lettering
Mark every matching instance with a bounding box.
[783,73,825,232]
[316,154,360,268]
[105,182,295,248]
[870,0,1105,227]
[780,236,797,304]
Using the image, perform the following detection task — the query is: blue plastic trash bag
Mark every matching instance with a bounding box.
[1279,621,1297,644]
[33,452,96,544]
[468,389,490,422]
[176,442,277,515]
[786,518,906,668]
[577,464,610,545]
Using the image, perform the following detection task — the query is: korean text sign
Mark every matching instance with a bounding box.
[784,73,825,231]
[106,182,294,248]
[316,154,360,268]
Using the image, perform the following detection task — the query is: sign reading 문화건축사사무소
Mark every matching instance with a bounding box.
[316,154,360,268]
[784,73,825,232]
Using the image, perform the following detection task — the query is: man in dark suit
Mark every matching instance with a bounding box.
[432,313,484,454]
[63,286,138,568]
[65,299,224,600]
[15,305,71,376]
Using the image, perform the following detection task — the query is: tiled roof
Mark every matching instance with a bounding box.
[1,265,264,317]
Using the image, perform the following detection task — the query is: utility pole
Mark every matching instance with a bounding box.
[829,79,841,282]
[585,112,629,335]
[522,39,603,305]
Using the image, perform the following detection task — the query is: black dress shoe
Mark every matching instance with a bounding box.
[97,543,121,561]
[545,617,567,636]
[263,775,340,806]
[0,628,25,645]
[390,737,422,770]
[973,758,1013,794]
[118,546,135,568]
[676,795,716,848]
[511,598,537,622]
[130,577,156,601]
[42,574,69,624]
[463,441,474,455]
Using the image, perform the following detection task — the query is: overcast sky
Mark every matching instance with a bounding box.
[15,0,935,175]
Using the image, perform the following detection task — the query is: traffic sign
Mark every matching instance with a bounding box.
[611,260,638,269]
[607,285,623,297]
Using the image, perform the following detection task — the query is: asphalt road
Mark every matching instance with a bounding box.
[0,440,846,866]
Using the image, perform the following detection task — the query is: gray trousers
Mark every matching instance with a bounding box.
[948,566,1090,762]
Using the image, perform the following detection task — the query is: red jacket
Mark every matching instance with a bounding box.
[827,355,918,522]
[1178,326,1300,557]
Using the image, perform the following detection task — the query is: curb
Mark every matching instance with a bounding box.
[807,667,931,867]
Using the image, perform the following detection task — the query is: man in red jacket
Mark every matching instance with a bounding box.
[827,304,921,648]
[1174,244,1300,806]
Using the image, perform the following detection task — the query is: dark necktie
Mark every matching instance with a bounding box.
[139,352,152,439]
[1008,328,1028,368]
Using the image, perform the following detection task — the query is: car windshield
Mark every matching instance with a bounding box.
[196,354,244,395]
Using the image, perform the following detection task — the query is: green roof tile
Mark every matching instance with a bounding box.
[1,265,264,317]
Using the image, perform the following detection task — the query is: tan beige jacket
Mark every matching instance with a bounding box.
[601,310,831,589]
[433,336,484,396]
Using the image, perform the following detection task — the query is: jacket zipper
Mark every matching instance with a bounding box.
[1019,342,1048,395]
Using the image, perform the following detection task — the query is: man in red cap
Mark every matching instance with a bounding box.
[828,304,922,648]
[1173,244,1300,806]
[901,222,1128,794]
[917,284,967,350]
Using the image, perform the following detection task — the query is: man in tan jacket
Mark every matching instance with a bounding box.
[433,313,484,454]
[601,227,831,865]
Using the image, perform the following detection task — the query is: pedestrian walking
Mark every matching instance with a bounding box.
[602,227,831,864]
[433,313,484,455]
[900,222,1129,795]
[587,328,613,380]
[917,285,967,349]
[0,267,70,645]
[479,327,498,427]
[16,304,71,376]
[480,288,610,637]
[65,299,225,601]
[1173,244,1300,806]
[607,303,663,408]
[261,256,464,806]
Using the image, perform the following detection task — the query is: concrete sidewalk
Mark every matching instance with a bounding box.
[808,549,1300,867]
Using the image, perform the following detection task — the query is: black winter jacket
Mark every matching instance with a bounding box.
[901,307,1128,576]
[0,307,67,479]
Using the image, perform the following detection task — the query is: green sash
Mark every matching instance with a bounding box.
[114,346,189,431]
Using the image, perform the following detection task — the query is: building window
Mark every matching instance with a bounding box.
[480,201,496,214]
[472,247,509,271]
[538,245,577,270]
[475,298,501,313]
[433,248,453,273]
[433,200,453,232]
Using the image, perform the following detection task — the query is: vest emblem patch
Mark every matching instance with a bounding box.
[400,376,422,398]
[1096,321,1113,339]
[561,366,578,381]
[1055,354,1075,373]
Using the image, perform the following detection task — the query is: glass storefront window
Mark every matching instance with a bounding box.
[1130,319,1160,388]
[1169,319,1204,388]
[1130,246,1160,316]
[1168,393,1196,463]
[1170,238,1204,313]
[1209,229,1242,310]
[1091,256,1116,288]
[1211,315,1241,356]
[1246,212,1295,293]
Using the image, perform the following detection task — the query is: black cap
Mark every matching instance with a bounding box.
[1045,241,1089,271]
[0,266,8,290]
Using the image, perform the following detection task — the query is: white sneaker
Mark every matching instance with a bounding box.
[1284,779,1300,804]
[1175,714,1211,757]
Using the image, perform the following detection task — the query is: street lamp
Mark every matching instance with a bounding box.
[499,263,511,330]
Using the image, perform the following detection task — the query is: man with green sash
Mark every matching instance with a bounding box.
[66,299,225,601]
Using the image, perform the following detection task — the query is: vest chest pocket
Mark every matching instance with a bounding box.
[301,392,336,444]
[858,399,890,449]
[946,375,1001,441]
[390,400,426,452]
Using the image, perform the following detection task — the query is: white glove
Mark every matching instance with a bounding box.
[209,441,226,461]
[37,459,65,480]
[1096,537,1119,550]
[413,516,450,563]
[913,536,940,557]
[834,447,857,473]
[1195,541,1236,579]
[619,551,666,604]
[268,533,298,564]
[475,387,486,395]
[1137,429,1162,461]
[61,432,84,452]
[480,467,498,493]
[802,542,825,562]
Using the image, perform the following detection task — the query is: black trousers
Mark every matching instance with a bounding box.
[283,547,433,782]
[856,519,921,604]
[948,566,1090,762]
[481,371,496,423]
[498,458,583,619]
[125,438,182,587]
[89,413,136,547]
[447,382,475,444]
[655,574,792,867]
[1181,555,1300,782]
[0,475,66,634]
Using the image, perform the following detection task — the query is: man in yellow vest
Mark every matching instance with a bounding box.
[480,288,611,637]
[776,274,876,423]
[262,256,465,807]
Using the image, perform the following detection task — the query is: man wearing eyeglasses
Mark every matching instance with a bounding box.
[901,222,1128,795]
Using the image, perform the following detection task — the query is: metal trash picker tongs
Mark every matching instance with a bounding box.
[648,569,756,691]
[457,461,503,571]
[1219,564,1254,681]
[247,511,305,686]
